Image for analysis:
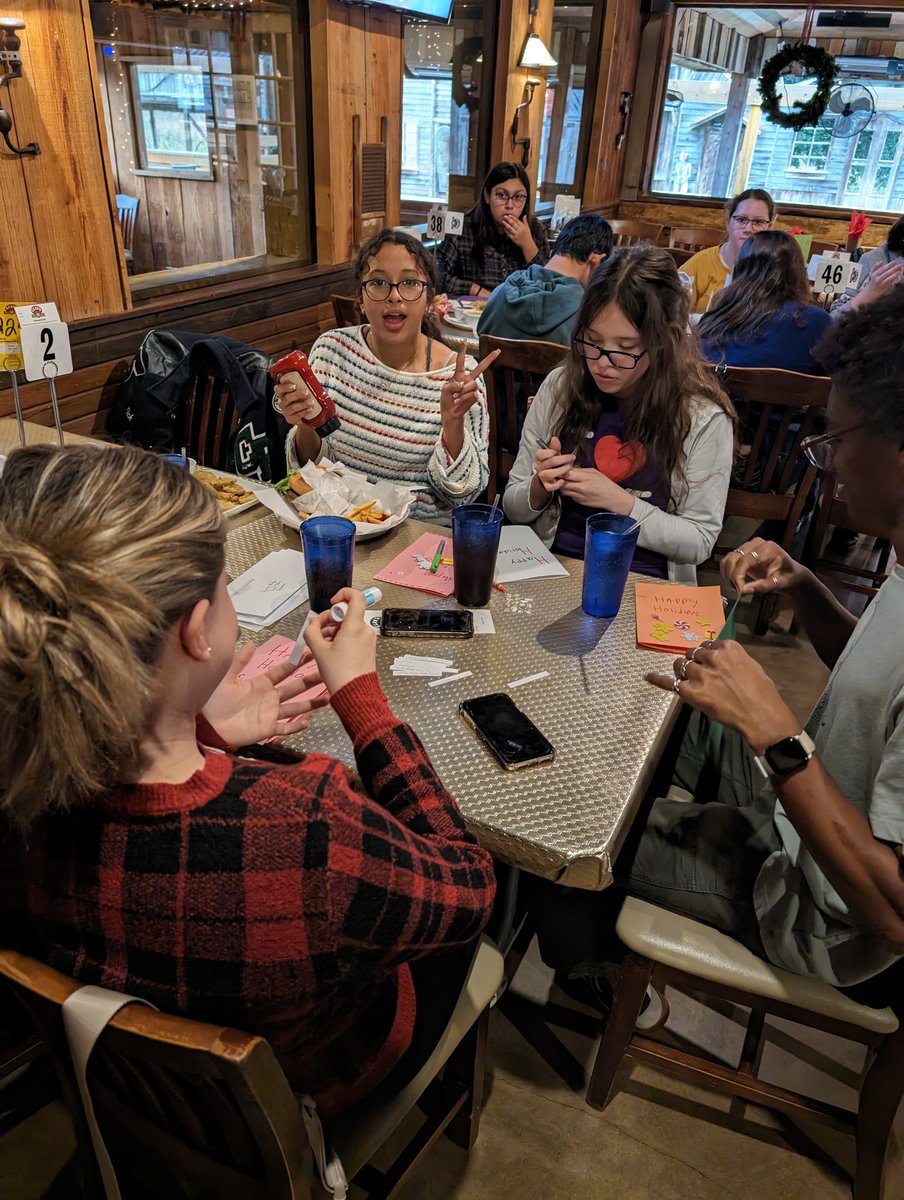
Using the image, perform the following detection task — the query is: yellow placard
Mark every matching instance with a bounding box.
[0,301,28,371]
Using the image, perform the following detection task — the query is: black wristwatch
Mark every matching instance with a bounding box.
[754,731,816,781]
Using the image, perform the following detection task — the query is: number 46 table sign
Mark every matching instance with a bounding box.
[14,302,73,381]
[812,253,861,296]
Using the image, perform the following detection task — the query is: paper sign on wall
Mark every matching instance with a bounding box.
[14,302,73,382]
[427,207,464,238]
[0,301,28,372]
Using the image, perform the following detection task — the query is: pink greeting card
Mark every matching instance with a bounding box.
[373,532,455,597]
[235,635,329,704]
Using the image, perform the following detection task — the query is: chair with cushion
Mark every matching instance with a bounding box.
[115,194,140,274]
[331,294,359,328]
[0,936,504,1199]
[712,365,831,634]
[478,334,568,501]
[587,897,903,1200]
[608,219,664,248]
[668,224,724,254]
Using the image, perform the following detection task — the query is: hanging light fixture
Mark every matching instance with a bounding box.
[0,17,40,157]
[518,0,556,69]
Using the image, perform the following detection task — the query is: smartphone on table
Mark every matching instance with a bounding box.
[460,693,556,771]
[381,609,474,638]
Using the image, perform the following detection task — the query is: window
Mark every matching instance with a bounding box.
[648,6,904,216]
[536,2,602,206]
[400,2,497,210]
[789,121,834,174]
[92,0,311,285]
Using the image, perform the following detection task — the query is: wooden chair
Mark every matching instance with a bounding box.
[810,238,842,257]
[608,219,664,247]
[180,354,238,472]
[330,294,359,328]
[0,937,504,1199]
[478,334,568,501]
[712,365,831,634]
[668,224,724,254]
[587,897,903,1200]
[803,468,894,602]
[115,194,140,274]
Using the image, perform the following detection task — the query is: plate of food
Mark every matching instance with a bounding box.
[193,467,261,517]
[266,463,412,540]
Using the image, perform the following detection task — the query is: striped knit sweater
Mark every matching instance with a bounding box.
[284,326,490,525]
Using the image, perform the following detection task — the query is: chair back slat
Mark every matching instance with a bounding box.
[181,359,239,471]
[478,334,568,500]
[668,224,723,253]
[331,294,359,328]
[608,219,663,247]
[0,950,312,1200]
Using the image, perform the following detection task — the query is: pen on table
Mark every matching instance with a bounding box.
[430,538,446,574]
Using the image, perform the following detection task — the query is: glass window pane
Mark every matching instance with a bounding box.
[536,4,595,203]
[650,7,904,215]
[92,0,311,280]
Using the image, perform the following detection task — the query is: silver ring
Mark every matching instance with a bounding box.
[678,658,689,680]
[672,678,681,695]
[689,643,710,663]
[772,574,780,588]
[749,549,760,561]
[733,547,748,557]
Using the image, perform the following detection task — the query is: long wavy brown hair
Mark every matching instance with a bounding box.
[698,230,814,352]
[551,245,734,505]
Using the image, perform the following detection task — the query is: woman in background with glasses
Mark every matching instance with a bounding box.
[682,188,776,315]
[503,245,735,583]
[275,229,497,525]
[436,162,550,298]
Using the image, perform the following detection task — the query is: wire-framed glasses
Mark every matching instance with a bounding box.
[492,190,527,205]
[800,422,866,471]
[362,277,428,301]
[730,216,771,230]
[572,338,648,369]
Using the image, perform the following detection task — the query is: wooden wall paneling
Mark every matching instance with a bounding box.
[490,0,555,199]
[10,0,129,320]
[180,177,222,269]
[160,177,187,268]
[0,78,45,304]
[229,18,267,259]
[367,6,402,230]
[620,10,672,202]
[581,0,644,208]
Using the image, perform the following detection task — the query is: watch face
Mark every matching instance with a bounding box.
[766,736,811,776]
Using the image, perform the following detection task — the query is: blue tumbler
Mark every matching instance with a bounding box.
[581,512,639,618]
[452,503,504,607]
[301,516,356,612]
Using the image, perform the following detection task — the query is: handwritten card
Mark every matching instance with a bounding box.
[235,635,329,705]
[494,526,569,584]
[635,582,726,653]
[373,532,455,597]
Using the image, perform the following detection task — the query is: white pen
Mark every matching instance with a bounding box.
[288,587,383,667]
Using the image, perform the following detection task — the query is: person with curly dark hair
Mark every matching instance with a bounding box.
[531,290,904,1006]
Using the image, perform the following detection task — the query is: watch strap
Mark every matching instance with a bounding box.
[754,730,816,782]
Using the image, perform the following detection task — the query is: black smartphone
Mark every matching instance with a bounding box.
[381,608,474,638]
[460,693,556,771]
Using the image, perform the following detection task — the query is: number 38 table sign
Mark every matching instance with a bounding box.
[427,207,465,238]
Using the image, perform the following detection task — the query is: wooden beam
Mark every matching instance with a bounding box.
[710,70,749,198]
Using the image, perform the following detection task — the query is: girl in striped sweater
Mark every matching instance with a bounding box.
[276,229,498,524]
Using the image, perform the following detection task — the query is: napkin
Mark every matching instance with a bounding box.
[227,549,308,630]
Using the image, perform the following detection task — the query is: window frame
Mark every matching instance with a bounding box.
[638,1,904,221]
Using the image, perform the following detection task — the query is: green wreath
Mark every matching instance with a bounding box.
[758,43,838,131]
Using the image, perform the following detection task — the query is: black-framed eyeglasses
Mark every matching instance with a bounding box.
[572,338,648,370]
[730,216,771,230]
[800,422,866,471]
[362,277,428,302]
[491,189,527,205]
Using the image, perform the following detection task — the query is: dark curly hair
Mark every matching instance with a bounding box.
[350,228,445,342]
[814,290,904,441]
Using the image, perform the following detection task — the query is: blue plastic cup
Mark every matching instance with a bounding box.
[160,452,189,469]
[581,512,639,618]
[301,516,356,612]
[452,503,504,607]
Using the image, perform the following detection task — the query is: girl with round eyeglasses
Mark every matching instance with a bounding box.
[436,161,550,298]
[682,188,776,315]
[274,228,498,526]
[503,245,736,583]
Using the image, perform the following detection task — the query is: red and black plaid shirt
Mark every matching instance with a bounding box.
[0,674,495,1115]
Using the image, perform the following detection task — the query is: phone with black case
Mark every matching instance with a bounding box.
[381,608,474,638]
[460,693,555,770]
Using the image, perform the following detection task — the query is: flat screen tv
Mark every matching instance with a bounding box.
[341,0,454,24]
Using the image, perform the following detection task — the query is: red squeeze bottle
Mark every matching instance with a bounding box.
[269,350,341,437]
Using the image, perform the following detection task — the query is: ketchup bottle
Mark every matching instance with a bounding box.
[269,350,341,437]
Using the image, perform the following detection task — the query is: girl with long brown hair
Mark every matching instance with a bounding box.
[503,245,735,583]
[698,230,832,373]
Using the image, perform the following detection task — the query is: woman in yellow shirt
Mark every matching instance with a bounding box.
[683,189,775,315]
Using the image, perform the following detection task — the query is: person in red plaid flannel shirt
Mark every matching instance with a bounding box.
[0,444,495,1116]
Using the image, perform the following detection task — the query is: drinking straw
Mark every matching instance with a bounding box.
[623,509,656,537]
[487,494,500,522]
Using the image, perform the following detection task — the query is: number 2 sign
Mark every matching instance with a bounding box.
[14,303,73,381]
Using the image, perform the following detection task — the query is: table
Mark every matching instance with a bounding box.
[226,512,679,891]
[0,416,94,455]
[437,307,480,354]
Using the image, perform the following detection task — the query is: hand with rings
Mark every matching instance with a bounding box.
[720,537,805,597]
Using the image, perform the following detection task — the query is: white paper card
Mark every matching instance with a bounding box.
[227,549,307,619]
[494,526,570,584]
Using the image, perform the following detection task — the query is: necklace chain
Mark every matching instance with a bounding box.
[367,328,422,372]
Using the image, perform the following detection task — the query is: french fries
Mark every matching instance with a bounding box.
[344,500,387,524]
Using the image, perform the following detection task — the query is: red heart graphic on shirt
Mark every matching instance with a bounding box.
[594,435,646,482]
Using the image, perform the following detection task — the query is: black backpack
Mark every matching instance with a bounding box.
[107,329,289,481]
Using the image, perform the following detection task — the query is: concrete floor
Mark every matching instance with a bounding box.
[2,570,901,1200]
